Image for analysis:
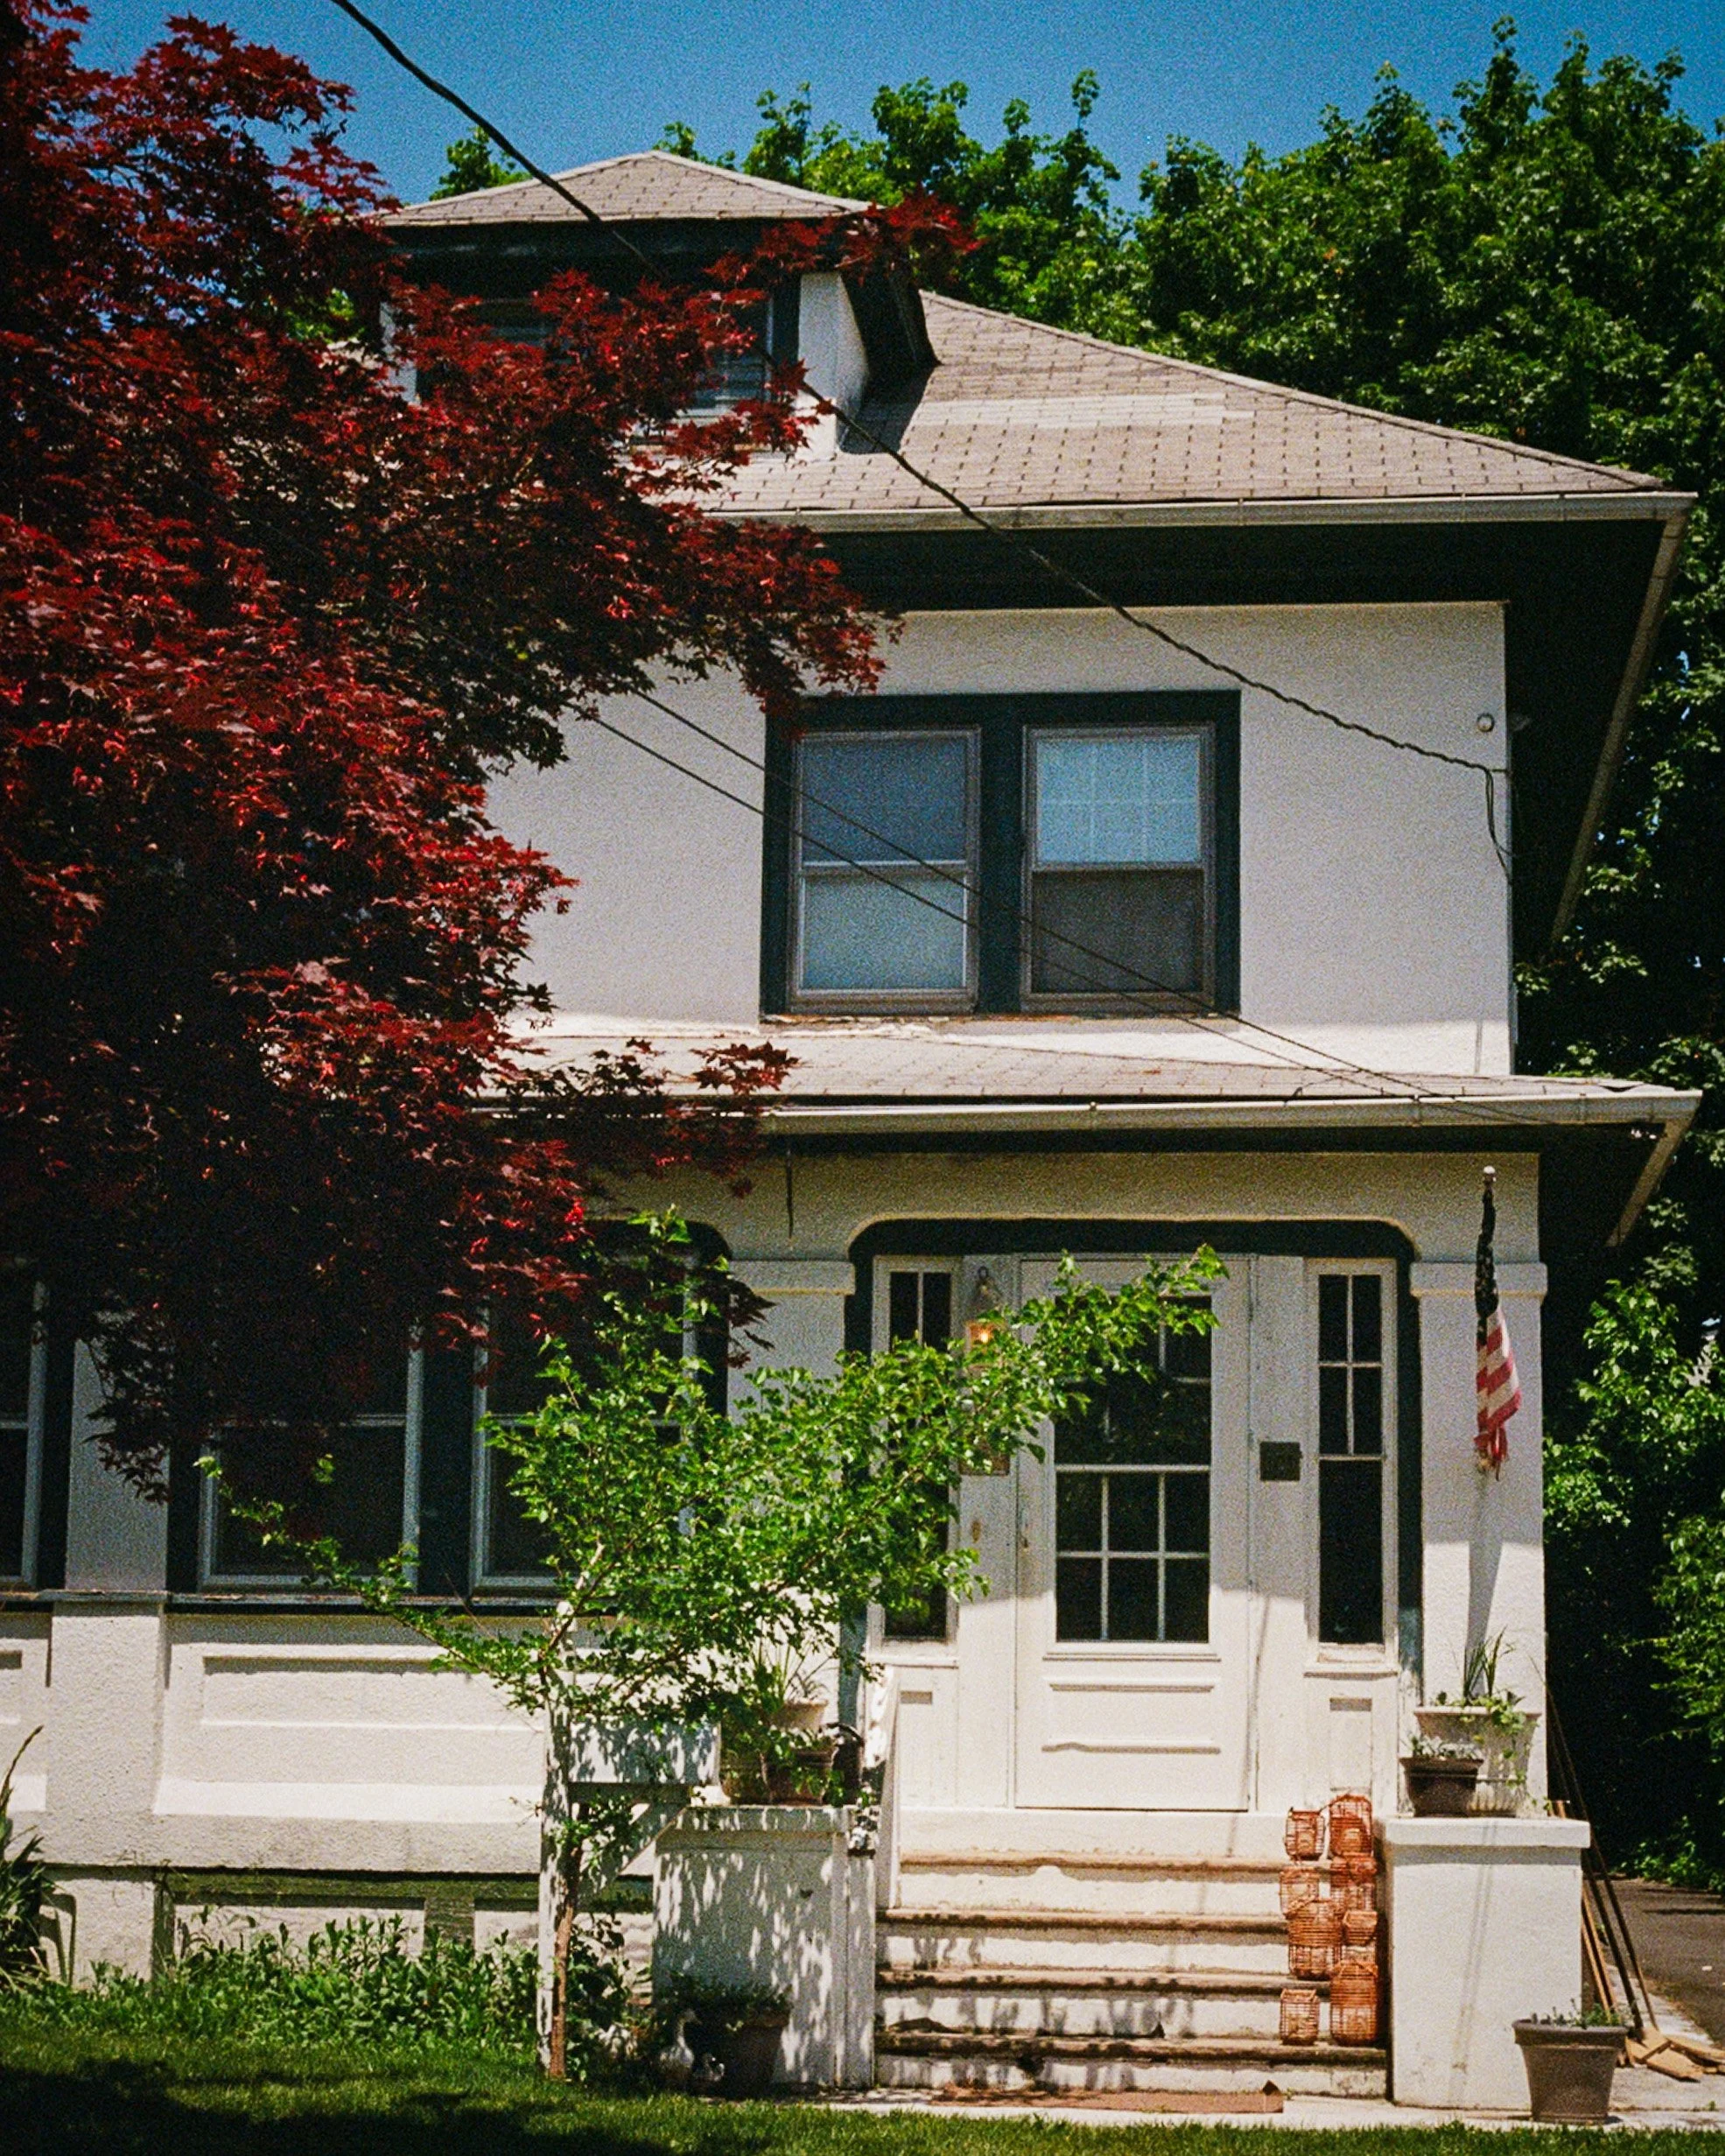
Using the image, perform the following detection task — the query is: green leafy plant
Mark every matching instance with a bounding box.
[1408,1736,1485,1763]
[1435,1630,1530,1741]
[1521,2002,1628,2029]
[0,1731,46,1987]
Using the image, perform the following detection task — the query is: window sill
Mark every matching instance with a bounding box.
[1039,1643,1222,1662]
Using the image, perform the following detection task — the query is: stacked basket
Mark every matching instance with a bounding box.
[1278,1794,1381,2047]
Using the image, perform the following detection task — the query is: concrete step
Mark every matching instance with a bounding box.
[878,1972,1293,2040]
[898,1851,1293,1917]
[874,2026,1387,2097]
[880,1906,1289,1977]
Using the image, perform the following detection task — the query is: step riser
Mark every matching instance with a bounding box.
[881,1935,1293,1977]
[880,1993,1287,2040]
[901,1868,1286,1916]
[876,2055,1388,2097]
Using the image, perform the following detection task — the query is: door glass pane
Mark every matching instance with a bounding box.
[1164,1558,1210,1642]
[1108,1558,1160,1640]
[1163,1471,1210,1555]
[1107,1475,1159,1552]
[802,871,967,992]
[1319,1457,1384,1645]
[1056,1556,1103,1640]
[1034,733,1202,865]
[1029,867,1203,996]
[803,734,969,864]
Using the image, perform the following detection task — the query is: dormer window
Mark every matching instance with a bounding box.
[765,692,1238,1016]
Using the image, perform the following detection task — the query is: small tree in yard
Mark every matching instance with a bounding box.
[280,1224,1220,2073]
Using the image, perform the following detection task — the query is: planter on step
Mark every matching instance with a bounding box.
[1513,2020,1624,2123]
[1413,1705,1538,1815]
[1401,1753,1482,1817]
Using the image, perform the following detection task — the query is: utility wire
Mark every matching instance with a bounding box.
[325,0,1513,878]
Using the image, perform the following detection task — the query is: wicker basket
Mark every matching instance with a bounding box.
[1279,1863,1324,1916]
[1285,1807,1326,1861]
[1280,1986,1321,2044]
[1338,1940,1378,1970]
[1341,1907,1379,1948]
[1328,1792,1374,1857]
[1333,1853,1378,1914]
[1329,1962,1380,2045]
[1287,1900,1340,1981]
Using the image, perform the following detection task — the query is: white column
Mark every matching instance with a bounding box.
[1410,1261,1547,1792]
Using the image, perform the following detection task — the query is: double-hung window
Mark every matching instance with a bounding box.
[0,1277,44,1586]
[774,695,1234,1015]
[793,731,976,1006]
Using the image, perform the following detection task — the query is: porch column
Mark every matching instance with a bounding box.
[729,1259,853,1380]
[1409,1261,1547,1793]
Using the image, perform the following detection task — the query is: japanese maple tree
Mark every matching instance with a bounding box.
[0,0,883,1485]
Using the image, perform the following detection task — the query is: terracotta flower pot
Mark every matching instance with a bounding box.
[688,2009,790,2098]
[1402,1754,1482,1816]
[1513,2021,1624,2123]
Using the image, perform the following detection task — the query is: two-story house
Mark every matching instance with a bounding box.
[2,152,1700,2100]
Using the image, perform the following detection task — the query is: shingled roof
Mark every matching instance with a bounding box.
[385,150,865,230]
[722,291,1671,523]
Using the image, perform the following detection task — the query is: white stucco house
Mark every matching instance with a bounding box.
[1,153,1701,2103]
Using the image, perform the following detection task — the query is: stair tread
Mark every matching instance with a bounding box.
[901,1851,1291,1877]
[883,1907,1283,1935]
[880,1965,1297,1995]
[878,2027,1384,2066]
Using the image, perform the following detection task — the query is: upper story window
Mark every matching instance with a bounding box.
[767,692,1238,1017]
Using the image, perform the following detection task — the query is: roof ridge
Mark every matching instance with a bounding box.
[914,291,1665,493]
[394,146,867,221]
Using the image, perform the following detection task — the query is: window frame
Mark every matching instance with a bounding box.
[0,1281,47,1590]
[1307,1260,1398,1655]
[198,1352,424,1591]
[1023,721,1216,1011]
[788,726,980,1015]
[764,692,1239,1020]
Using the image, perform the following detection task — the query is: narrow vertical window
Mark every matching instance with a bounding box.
[795,733,975,1001]
[1317,1273,1385,1645]
[1055,1308,1212,1642]
[1028,729,1209,1000]
[475,1305,558,1587]
[0,1277,41,1584]
[882,1268,955,1640]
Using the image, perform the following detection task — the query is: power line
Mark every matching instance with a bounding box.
[325,0,1513,877]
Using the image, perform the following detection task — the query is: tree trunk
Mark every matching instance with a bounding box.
[546,1799,584,2080]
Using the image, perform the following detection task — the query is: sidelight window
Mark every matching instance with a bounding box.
[880,1266,957,1641]
[1054,1310,1211,1642]
[1316,1272,1386,1645]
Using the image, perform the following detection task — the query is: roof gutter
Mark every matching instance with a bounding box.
[1548,501,1693,950]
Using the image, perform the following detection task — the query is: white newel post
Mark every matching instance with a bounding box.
[653,1805,877,2089]
[1385,1816,1590,2109]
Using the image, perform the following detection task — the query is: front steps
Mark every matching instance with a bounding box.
[876,1850,1386,2096]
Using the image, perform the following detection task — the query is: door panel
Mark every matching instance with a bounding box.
[1013,1257,1251,1809]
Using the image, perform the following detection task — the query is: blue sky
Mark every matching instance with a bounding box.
[78,0,1725,207]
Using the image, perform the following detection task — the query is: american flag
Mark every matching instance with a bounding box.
[1475,1167,1521,1475]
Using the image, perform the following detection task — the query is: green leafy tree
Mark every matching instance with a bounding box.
[251,1221,1219,2073]
[430,124,526,199]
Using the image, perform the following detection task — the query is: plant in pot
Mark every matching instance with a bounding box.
[719,1656,839,1804]
[1514,2005,1626,2123]
[1414,1633,1537,1815]
[671,1984,793,2098]
[1401,1736,1485,1816]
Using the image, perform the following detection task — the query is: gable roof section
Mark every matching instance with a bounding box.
[386,150,866,231]
[721,292,1672,523]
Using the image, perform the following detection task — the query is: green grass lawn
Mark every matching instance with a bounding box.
[0,2029,1710,2156]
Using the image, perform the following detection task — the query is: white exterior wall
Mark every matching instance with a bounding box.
[488,602,1511,1072]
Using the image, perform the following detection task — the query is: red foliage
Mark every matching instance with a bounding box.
[0,0,878,1482]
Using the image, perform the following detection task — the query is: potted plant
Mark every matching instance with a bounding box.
[1514,2006,1626,2123]
[1414,1633,1537,1815]
[674,1984,793,2098]
[1401,1737,1484,1816]
[719,1656,839,1804]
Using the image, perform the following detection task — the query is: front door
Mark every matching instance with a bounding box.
[1013,1257,1252,1809]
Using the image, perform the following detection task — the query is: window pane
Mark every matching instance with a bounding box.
[887,1271,920,1345]
[0,1429,25,1579]
[1164,1324,1212,1383]
[1318,1365,1350,1454]
[1108,1475,1159,1552]
[0,1278,32,1422]
[485,1450,552,1579]
[802,734,969,865]
[921,1274,952,1346]
[1352,1366,1384,1455]
[1164,1472,1210,1556]
[1318,1275,1350,1364]
[1163,1559,1210,1642]
[1319,1458,1384,1645]
[1108,1558,1160,1640]
[1351,1275,1383,1362]
[802,870,968,992]
[1034,734,1202,866]
[1029,868,1203,996]
[211,1424,405,1578]
[1056,1471,1102,1550]
[1056,1556,1103,1640]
